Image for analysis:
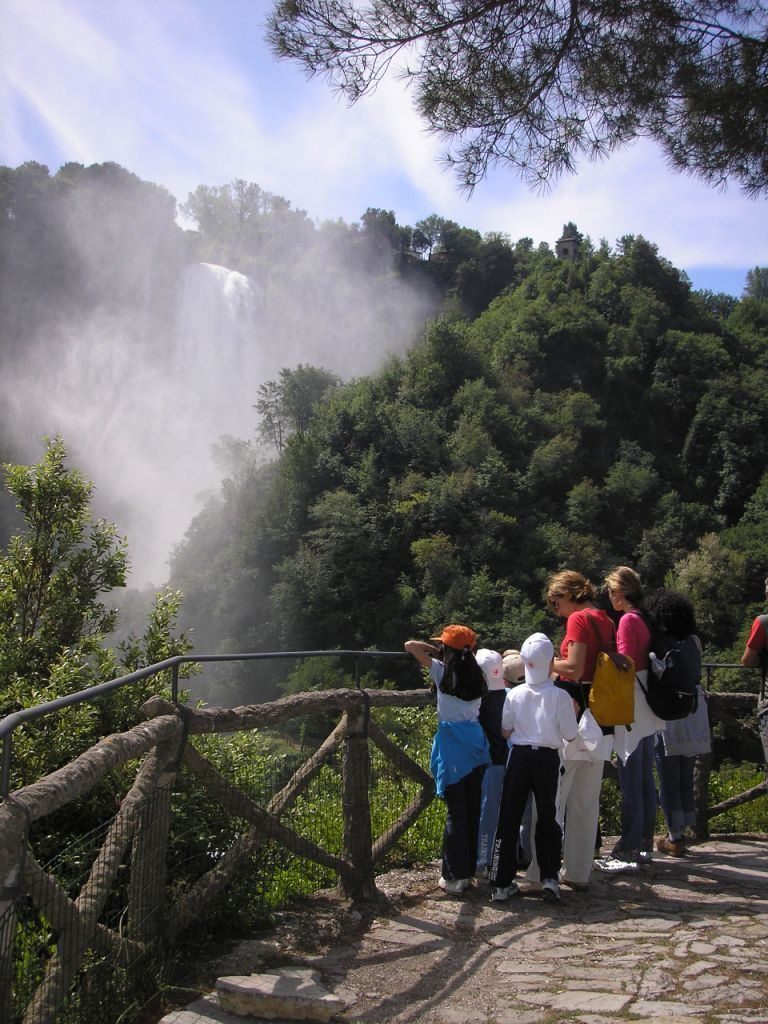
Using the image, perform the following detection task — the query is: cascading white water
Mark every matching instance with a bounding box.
[173,262,260,446]
[2,261,264,587]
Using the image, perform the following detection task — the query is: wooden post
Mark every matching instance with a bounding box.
[340,694,377,900]
[0,802,27,1024]
[126,735,182,945]
[693,751,712,840]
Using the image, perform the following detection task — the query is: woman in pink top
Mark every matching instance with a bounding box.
[597,566,658,872]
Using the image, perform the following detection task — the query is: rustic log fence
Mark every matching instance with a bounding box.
[0,654,766,1024]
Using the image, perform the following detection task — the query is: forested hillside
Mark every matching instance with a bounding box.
[169,232,768,701]
[1,161,767,710]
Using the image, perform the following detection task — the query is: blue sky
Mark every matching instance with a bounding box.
[2,0,766,296]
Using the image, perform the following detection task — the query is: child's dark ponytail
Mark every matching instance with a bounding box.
[440,646,488,701]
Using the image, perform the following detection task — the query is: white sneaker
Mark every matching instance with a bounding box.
[489,882,519,901]
[594,855,639,874]
[439,876,469,895]
[541,878,560,901]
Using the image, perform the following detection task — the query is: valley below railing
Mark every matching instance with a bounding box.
[0,653,766,1024]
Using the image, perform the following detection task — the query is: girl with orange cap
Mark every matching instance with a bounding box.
[405,624,490,895]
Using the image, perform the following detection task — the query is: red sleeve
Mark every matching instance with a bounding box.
[565,609,591,647]
[564,609,615,682]
[747,617,768,651]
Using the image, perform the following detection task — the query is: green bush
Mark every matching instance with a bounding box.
[708,761,768,833]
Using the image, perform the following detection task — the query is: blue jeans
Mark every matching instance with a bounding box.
[616,734,657,858]
[655,736,696,838]
[476,763,505,870]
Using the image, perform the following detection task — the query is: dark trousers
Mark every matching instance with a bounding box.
[490,745,562,887]
[442,765,485,881]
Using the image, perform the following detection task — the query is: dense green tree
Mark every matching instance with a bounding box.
[0,438,192,787]
[0,161,182,354]
[411,214,448,258]
[359,207,413,271]
[268,0,768,194]
[0,436,127,689]
[256,365,341,455]
[634,491,716,588]
[453,233,519,317]
[745,266,768,300]
[667,533,749,647]
[170,213,768,679]
[682,368,768,517]
[181,179,313,272]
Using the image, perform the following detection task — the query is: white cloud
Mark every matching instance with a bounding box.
[1,0,766,276]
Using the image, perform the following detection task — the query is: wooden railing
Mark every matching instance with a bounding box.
[0,657,766,1024]
[0,685,433,1024]
[695,689,768,833]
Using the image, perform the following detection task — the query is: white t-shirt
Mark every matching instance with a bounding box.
[430,660,481,722]
[501,680,578,748]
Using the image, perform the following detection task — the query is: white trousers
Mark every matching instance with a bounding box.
[526,757,605,886]
[559,758,604,885]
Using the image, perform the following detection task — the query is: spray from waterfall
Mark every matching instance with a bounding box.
[1,243,437,587]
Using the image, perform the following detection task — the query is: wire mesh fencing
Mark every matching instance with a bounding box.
[3,694,441,1024]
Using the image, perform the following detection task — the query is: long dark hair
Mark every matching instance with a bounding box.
[438,644,488,701]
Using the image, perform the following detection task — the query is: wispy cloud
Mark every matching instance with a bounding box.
[2,0,766,285]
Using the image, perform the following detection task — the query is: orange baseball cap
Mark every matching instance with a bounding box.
[430,624,477,650]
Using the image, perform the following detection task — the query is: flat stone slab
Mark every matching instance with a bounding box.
[629,999,712,1017]
[517,989,633,1013]
[159,993,250,1023]
[216,967,345,1021]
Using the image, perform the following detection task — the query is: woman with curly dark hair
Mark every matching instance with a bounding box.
[645,590,711,857]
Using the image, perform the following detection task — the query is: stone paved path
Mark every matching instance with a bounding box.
[162,836,768,1024]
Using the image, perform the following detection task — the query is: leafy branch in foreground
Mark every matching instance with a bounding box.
[268,0,768,195]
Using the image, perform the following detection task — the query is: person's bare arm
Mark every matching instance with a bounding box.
[741,644,761,668]
[404,639,439,668]
[553,641,586,681]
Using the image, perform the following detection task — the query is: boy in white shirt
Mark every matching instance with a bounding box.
[489,632,579,903]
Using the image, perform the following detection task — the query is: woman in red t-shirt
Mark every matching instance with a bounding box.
[547,570,614,889]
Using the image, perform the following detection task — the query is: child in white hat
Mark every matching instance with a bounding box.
[489,633,578,903]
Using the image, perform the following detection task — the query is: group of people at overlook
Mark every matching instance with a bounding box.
[405,567,718,902]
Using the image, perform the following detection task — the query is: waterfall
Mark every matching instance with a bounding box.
[173,262,260,445]
[1,261,263,587]
[1,248,435,588]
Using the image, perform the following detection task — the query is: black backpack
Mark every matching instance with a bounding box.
[638,633,700,721]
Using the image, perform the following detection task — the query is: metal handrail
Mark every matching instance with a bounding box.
[2,654,761,800]
[0,649,409,799]
[701,661,756,691]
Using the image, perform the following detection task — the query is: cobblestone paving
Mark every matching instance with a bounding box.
[312,838,768,1024]
[163,837,768,1024]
